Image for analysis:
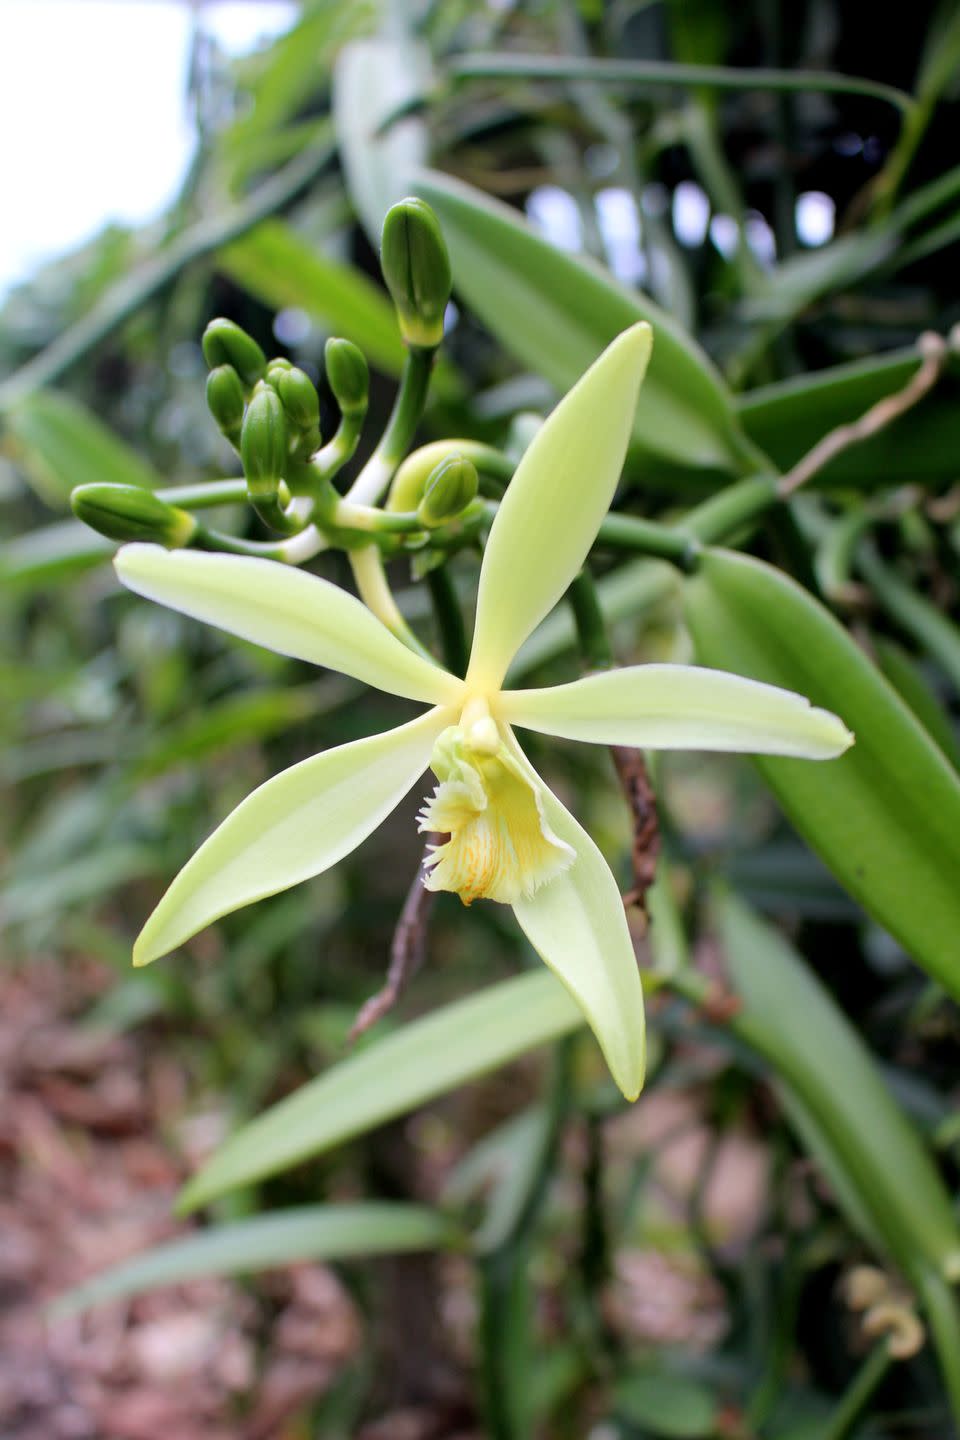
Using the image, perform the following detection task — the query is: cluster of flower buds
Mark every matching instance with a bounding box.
[69,197,481,556]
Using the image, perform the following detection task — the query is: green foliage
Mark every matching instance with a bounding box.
[5,1,960,1435]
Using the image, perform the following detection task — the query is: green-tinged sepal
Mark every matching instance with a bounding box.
[205,364,246,449]
[380,198,452,349]
[417,454,478,528]
[71,483,197,548]
[325,338,369,418]
[202,319,267,389]
[241,385,288,502]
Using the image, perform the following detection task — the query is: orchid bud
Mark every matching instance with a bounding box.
[325,338,369,417]
[380,198,451,349]
[264,356,293,388]
[205,364,245,449]
[201,319,266,388]
[417,454,478,528]
[241,385,288,502]
[72,484,197,548]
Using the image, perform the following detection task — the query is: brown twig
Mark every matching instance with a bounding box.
[349,844,439,1041]
[610,745,660,925]
[778,330,953,498]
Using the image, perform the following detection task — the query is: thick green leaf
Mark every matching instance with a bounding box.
[413,169,754,477]
[1,519,112,587]
[614,1371,718,1437]
[179,971,583,1211]
[53,1203,455,1315]
[334,37,431,245]
[219,220,405,376]
[5,391,161,507]
[684,549,960,993]
[719,892,960,1280]
[718,893,960,1420]
[738,348,960,488]
[873,638,960,769]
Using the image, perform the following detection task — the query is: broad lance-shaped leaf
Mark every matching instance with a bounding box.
[6,390,162,508]
[685,550,960,994]
[507,734,645,1101]
[133,708,447,966]
[501,664,851,758]
[718,891,960,1282]
[114,545,463,707]
[413,169,755,477]
[468,323,652,691]
[334,38,431,245]
[717,892,960,1423]
[53,1203,457,1316]
[178,971,584,1211]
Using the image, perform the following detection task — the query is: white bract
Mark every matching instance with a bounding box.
[115,324,853,1100]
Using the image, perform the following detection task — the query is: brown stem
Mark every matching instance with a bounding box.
[349,843,439,1041]
[778,331,952,498]
[610,745,660,925]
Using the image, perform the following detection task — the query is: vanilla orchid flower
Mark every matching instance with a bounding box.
[114,324,852,1100]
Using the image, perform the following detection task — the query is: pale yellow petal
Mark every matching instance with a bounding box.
[115,544,462,706]
[466,324,652,691]
[134,708,449,966]
[501,664,854,758]
[506,733,646,1100]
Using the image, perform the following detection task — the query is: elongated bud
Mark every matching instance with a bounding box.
[417,454,478,528]
[71,484,197,547]
[205,364,246,448]
[276,367,320,431]
[380,199,452,349]
[241,385,288,501]
[325,338,369,417]
[202,319,266,388]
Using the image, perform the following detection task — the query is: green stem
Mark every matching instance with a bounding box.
[156,478,248,509]
[426,565,469,677]
[568,569,614,671]
[348,543,436,663]
[914,1265,960,1427]
[445,53,914,115]
[821,1341,892,1440]
[347,347,436,507]
[0,138,333,411]
[682,475,781,545]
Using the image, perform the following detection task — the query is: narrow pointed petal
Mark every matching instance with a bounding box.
[506,734,646,1100]
[115,545,462,707]
[501,665,853,758]
[466,324,652,692]
[133,708,448,966]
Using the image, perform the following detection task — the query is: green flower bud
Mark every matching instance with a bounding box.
[241,385,288,501]
[71,484,197,548]
[201,319,267,388]
[380,199,452,349]
[416,454,478,528]
[276,367,320,432]
[205,364,246,448]
[265,356,293,388]
[325,338,369,417]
